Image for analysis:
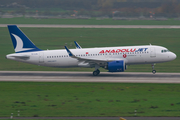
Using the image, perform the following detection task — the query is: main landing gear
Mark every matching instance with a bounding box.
[93,69,100,76]
[151,64,156,74]
[93,65,100,76]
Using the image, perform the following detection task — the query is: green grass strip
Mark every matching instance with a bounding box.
[0,82,180,117]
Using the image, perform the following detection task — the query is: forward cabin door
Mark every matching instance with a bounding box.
[150,47,156,57]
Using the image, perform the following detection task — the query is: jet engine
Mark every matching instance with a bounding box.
[107,60,126,72]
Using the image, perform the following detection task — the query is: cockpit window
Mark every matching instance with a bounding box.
[161,49,170,53]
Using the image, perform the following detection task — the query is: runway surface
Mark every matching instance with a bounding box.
[0,71,180,83]
[1,24,180,28]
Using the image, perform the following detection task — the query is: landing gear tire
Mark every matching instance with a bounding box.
[152,70,156,74]
[97,69,100,74]
[93,69,100,76]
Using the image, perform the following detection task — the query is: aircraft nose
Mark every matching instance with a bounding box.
[170,52,176,60]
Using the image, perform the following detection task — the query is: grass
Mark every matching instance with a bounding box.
[0,82,180,117]
[1,27,179,72]
[1,17,180,25]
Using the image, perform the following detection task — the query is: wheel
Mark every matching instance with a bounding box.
[152,70,156,74]
[93,70,100,76]
[93,71,98,76]
[97,69,100,74]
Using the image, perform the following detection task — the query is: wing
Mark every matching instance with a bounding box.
[64,46,122,67]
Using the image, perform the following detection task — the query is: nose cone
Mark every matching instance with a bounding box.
[170,52,177,61]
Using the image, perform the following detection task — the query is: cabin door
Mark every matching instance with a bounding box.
[39,52,44,63]
[150,47,156,57]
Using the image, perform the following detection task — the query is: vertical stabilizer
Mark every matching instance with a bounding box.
[8,25,42,53]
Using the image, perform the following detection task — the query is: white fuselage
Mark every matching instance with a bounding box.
[6,45,176,69]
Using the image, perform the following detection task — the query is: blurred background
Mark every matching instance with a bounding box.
[1,0,180,20]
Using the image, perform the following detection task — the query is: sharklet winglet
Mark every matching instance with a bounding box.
[74,41,82,49]
[64,46,74,57]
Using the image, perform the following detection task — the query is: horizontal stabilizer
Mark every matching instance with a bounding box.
[6,54,30,60]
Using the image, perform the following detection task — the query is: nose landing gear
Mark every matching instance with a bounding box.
[151,64,156,74]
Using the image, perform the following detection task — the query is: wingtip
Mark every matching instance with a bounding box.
[64,46,73,57]
[64,46,68,49]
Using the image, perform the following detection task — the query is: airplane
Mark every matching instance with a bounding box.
[6,25,176,76]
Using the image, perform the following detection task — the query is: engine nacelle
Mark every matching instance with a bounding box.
[107,60,126,72]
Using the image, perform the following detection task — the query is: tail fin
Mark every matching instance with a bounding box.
[8,25,42,53]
